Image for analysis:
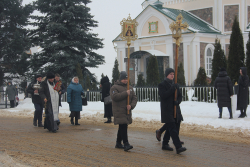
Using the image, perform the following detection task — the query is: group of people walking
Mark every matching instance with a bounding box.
[214,67,249,119]
[22,66,248,154]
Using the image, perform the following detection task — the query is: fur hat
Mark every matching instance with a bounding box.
[35,74,42,79]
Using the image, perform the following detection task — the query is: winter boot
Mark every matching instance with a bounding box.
[229,112,233,119]
[124,142,133,151]
[33,119,37,126]
[70,117,74,125]
[104,117,112,123]
[75,118,80,125]
[115,142,124,149]
[238,110,243,118]
[162,144,173,151]
[155,130,162,141]
[218,112,222,118]
[38,122,44,127]
[176,147,187,154]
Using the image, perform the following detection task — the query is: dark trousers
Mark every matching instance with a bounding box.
[116,124,128,144]
[34,103,43,124]
[10,100,15,108]
[219,107,232,113]
[162,122,182,149]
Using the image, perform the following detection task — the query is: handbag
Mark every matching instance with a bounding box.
[82,95,87,106]
[104,95,112,105]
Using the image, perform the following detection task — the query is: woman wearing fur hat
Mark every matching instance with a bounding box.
[67,77,84,125]
[39,72,60,133]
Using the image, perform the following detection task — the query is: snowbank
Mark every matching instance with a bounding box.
[2,98,250,131]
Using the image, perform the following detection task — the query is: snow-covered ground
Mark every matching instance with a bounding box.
[4,98,250,131]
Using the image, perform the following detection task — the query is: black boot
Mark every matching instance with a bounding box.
[176,147,187,154]
[218,112,222,118]
[238,110,243,118]
[155,130,162,141]
[104,117,112,123]
[162,144,173,151]
[75,117,80,125]
[33,119,37,126]
[70,117,74,125]
[229,111,233,119]
[124,142,133,151]
[115,142,124,149]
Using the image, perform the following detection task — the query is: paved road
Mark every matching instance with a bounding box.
[0,117,249,167]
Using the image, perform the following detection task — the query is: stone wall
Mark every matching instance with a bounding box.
[189,8,213,25]
[200,42,208,69]
[224,5,239,32]
[173,43,183,69]
[125,47,136,85]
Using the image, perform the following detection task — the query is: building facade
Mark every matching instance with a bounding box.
[113,0,250,85]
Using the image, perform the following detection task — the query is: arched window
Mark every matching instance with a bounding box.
[206,48,213,76]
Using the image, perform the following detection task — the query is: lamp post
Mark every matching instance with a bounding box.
[120,14,138,114]
[169,14,189,118]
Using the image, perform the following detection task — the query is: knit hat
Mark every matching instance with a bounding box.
[165,68,175,77]
[220,67,226,72]
[46,72,55,79]
[119,71,128,81]
[35,74,42,79]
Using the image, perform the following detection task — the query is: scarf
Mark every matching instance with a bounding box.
[47,80,59,121]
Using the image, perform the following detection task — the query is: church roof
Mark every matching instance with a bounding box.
[113,4,221,42]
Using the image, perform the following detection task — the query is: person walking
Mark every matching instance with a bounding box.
[157,68,186,154]
[27,74,44,127]
[39,73,60,133]
[101,76,113,123]
[237,67,249,118]
[67,77,84,125]
[6,82,17,108]
[214,68,234,119]
[54,73,66,125]
[110,71,137,151]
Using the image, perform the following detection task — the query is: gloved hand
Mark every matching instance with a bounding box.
[173,83,179,89]
[174,101,179,105]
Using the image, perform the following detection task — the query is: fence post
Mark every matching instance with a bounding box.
[5,94,7,108]
[87,89,89,101]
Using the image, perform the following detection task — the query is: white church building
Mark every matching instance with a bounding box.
[113,0,250,85]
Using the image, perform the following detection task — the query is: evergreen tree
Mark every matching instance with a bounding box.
[146,55,160,86]
[227,16,245,84]
[75,63,84,87]
[211,39,227,84]
[29,0,104,84]
[246,32,250,77]
[112,59,120,85]
[177,62,186,86]
[85,75,91,90]
[194,67,207,86]
[0,67,4,87]
[0,0,33,75]
[136,74,146,87]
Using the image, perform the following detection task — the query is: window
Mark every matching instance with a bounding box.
[206,48,213,76]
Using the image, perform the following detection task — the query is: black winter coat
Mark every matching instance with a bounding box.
[158,80,183,123]
[101,77,113,118]
[237,67,249,110]
[27,80,43,104]
[214,71,233,108]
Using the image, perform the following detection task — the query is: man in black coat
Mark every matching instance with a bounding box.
[237,67,249,118]
[100,76,113,123]
[214,68,233,119]
[156,68,186,154]
[27,74,44,127]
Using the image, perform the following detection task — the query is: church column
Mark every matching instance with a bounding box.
[134,41,140,85]
[165,37,174,68]
[183,42,189,85]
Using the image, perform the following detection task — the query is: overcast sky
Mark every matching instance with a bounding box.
[22,0,143,82]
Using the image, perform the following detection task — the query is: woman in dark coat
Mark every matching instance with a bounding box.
[214,68,233,119]
[101,76,113,123]
[237,67,249,118]
[67,77,84,125]
[6,82,17,108]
